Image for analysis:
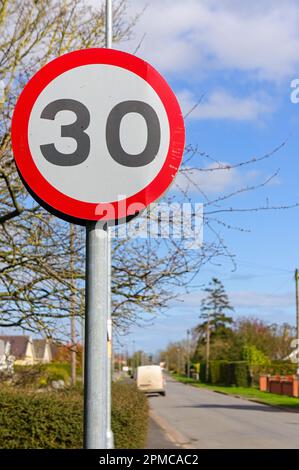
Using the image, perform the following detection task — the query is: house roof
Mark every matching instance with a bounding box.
[32,339,47,359]
[0,336,31,358]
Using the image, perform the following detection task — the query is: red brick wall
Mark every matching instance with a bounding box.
[261,376,299,398]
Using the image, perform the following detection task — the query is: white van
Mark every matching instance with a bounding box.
[136,365,166,396]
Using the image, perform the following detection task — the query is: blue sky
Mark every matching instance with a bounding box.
[115,0,299,354]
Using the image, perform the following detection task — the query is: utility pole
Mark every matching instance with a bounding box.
[111,331,115,381]
[81,314,84,385]
[0,80,4,107]
[187,329,191,379]
[126,347,129,369]
[132,340,136,373]
[205,315,210,383]
[295,269,299,375]
[177,347,181,375]
[70,224,76,387]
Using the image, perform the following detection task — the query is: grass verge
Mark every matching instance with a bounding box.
[172,374,299,409]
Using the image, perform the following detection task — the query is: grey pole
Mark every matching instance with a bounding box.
[106,0,113,49]
[132,340,136,374]
[84,223,108,448]
[84,1,114,449]
[295,269,299,375]
[106,228,114,448]
[81,314,85,385]
[187,329,190,379]
[105,0,114,450]
[70,224,77,387]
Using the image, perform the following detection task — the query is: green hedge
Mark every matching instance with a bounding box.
[250,361,297,384]
[259,361,297,377]
[234,362,250,387]
[0,388,82,448]
[0,382,148,449]
[199,362,206,383]
[209,361,222,385]
[199,360,296,387]
[112,383,148,449]
[199,361,250,387]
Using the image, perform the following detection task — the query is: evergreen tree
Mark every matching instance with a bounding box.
[195,278,234,381]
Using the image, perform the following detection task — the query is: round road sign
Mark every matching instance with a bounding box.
[11,48,185,224]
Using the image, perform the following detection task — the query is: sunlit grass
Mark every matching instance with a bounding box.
[172,374,299,408]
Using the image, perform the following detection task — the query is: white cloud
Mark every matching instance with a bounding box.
[121,0,299,81]
[175,162,261,195]
[230,291,293,310]
[177,289,293,312]
[176,164,238,195]
[178,89,273,121]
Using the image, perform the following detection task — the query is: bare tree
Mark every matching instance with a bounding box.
[0,0,297,343]
[0,0,131,223]
[0,0,132,338]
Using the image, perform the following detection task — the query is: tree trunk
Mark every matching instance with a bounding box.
[205,317,210,382]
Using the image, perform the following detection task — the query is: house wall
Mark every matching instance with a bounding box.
[43,344,52,364]
[33,342,53,364]
[15,341,35,366]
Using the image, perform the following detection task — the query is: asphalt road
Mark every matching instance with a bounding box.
[147,418,178,449]
[149,377,299,449]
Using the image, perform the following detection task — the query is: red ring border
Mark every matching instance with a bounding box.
[11,48,185,222]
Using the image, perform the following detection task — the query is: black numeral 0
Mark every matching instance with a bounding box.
[106,100,161,167]
[40,99,161,167]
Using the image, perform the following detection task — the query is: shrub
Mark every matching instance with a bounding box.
[264,361,297,376]
[220,362,235,386]
[44,364,70,383]
[45,362,82,380]
[199,360,250,387]
[209,361,221,385]
[243,345,270,385]
[0,382,148,449]
[199,360,298,388]
[13,365,47,388]
[199,362,206,382]
[252,361,297,384]
[0,388,82,449]
[13,364,70,388]
[234,362,250,387]
[112,382,148,449]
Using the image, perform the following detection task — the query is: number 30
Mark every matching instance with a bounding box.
[40,99,161,167]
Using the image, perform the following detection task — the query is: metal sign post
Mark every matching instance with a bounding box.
[11,9,185,448]
[105,0,114,450]
[106,227,113,449]
[84,0,114,450]
[84,223,108,448]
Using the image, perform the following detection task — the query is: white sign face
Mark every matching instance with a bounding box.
[12,49,185,223]
[28,64,170,204]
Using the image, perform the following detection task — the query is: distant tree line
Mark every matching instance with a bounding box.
[159,278,295,373]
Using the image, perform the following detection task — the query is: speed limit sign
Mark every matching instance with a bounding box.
[12,48,185,224]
